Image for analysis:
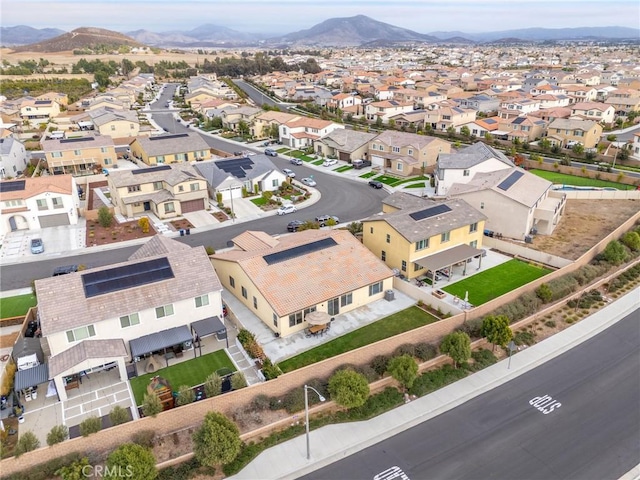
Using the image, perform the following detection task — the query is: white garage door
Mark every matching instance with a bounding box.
[38,213,70,228]
[371,155,384,167]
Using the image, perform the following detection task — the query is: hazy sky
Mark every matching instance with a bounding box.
[2,0,639,34]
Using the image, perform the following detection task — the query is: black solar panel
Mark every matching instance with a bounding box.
[263,238,337,265]
[214,158,254,178]
[82,257,174,298]
[0,180,26,193]
[34,100,50,105]
[512,117,526,124]
[497,170,524,191]
[409,204,452,221]
[132,165,171,175]
[149,133,189,141]
[60,137,94,144]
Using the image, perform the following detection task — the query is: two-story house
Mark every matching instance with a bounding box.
[365,100,414,124]
[42,134,117,175]
[631,132,640,161]
[0,136,29,179]
[569,102,616,125]
[503,116,548,143]
[313,129,377,162]
[250,111,299,140]
[545,118,603,148]
[89,107,140,139]
[129,132,211,166]
[455,94,500,113]
[280,117,345,149]
[362,193,486,282]
[0,175,80,235]
[20,99,61,125]
[35,235,224,401]
[369,130,452,177]
[327,93,362,111]
[424,106,477,132]
[498,98,541,120]
[604,88,640,115]
[220,106,263,132]
[210,229,394,337]
[108,163,209,219]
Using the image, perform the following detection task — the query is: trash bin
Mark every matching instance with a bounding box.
[384,290,395,301]
[180,229,185,236]
[186,228,190,235]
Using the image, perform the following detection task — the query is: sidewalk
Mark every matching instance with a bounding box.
[229,287,640,480]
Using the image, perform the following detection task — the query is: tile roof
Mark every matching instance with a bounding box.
[437,142,513,170]
[0,174,73,201]
[35,236,222,336]
[317,129,377,152]
[108,163,204,188]
[373,130,446,150]
[211,230,393,317]
[48,339,127,378]
[133,132,211,157]
[548,118,599,131]
[41,134,115,152]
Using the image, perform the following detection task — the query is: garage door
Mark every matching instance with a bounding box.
[339,151,351,162]
[181,199,205,213]
[371,155,384,167]
[38,213,70,228]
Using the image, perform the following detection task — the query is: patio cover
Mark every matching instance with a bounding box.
[14,363,49,391]
[191,316,226,339]
[130,326,192,358]
[305,311,331,325]
[414,244,484,272]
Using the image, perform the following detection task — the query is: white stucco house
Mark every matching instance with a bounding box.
[0,136,29,180]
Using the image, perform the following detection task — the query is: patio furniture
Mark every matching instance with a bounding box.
[432,289,446,299]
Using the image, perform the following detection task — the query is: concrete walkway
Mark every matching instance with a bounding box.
[229,287,640,480]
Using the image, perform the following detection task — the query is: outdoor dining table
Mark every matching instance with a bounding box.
[308,324,327,335]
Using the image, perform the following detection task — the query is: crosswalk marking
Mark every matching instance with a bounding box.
[374,466,410,480]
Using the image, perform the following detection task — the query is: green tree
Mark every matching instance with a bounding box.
[105,444,157,480]
[446,126,456,138]
[621,231,640,252]
[142,392,163,417]
[606,134,617,142]
[97,206,113,227]
[56,457,91,480]
[94,70,110,88]
[175,385,196,406]
[440,332,471,368]
[15,431,40,456]
[481,315,513,351]
[46,424,69,446]
[386,354,419,390]
[192,411,242,467]
[460,125,471,138]
[539,138,551,151]
[536,283,553,303]
[328,369,370,408]
[237,120,249,136]
[204,372,222,398]
[602,240,628,265]
[230,372,247,390]
[109,405,130,426]
[572,144,585,155]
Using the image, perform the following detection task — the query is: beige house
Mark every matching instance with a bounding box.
[368,130,452,177]
[314,129,377,162]
[210,230,394,337]
[20,99,61,125]
[546,118,603,148]
[36,92,69,108]
[42,134,117,175]
[503,116,548,143]
[604,88,640,115]
[108,163,209,219]
[365,100,414,124]
[424,106,476,132]
[251,110,299,139]
[280,117,345,149]
[89,108,140,139]
[129,132,211,166]
[569,102,616,125]
[220,106,262,132]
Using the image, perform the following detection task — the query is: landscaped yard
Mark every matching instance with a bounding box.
[300,155,315,162]
[373,174,429,187]
[276,148,292,154]
[129,350,235,405]
[334,165,354,173]
[250,197,268,206]
[404,182,426,189]
[288,150,306,158]
[441,259,553,305]
[278,306,437,373]
[529,169,634,190]
[312,159,324,166]
[0,293,37,319]
[359,171,377,179]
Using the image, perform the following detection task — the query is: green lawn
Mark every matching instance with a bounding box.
[334,165,354,173]
[279,306,437,372]
[312,159,324,166]
[359,171,377,179]
[0,293,37,319]
[392,175,428,186]
[300,155,315,162]
[250,197,267,206]
[288,150,306,158]
[373,174,428,187]
[130,350,235,405]
[404,182,426,189]
[276,148,292,154]
[441,259,552,305]
[529,169,634,190]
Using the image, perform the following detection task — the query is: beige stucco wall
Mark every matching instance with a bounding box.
[46,145,117,172]
[97,120,140,139]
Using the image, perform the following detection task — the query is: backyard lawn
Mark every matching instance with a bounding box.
[529,169,634,190]
[279,306,437,373]
[441,259,552,305]
[129,350,235,405]
[0,293,37,318]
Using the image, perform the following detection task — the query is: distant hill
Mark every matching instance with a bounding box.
[126,24,267,47]
[11,27,144,53]
[428,26,640,42]
[268,15,439,46]
[0,25,65,46]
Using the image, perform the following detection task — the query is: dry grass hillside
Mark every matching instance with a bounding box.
[10,27,144,53]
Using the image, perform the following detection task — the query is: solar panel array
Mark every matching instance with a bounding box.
[263,237,338,265]
[149,133,189,141]
[0,180,26,193]
[497,170,524,191]
[409,204,452,221]
[132,165,171,175]
[214,158,254,179]
[34,100,50,105]
[60,137,94,144]
[82,257,174,298]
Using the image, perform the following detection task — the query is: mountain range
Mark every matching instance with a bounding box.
[2,16,639,50]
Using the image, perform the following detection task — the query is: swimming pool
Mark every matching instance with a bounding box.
[551,185,618,191]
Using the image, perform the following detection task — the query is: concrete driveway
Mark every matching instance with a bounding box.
[0,221,86,262]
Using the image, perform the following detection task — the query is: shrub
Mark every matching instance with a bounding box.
[370,354,390,377]
[205,246,215,255]
[602,240,628,265]
[79,416,102,437]
[535,283,553,303]
[231,372,247,390]
[109,405,130,426]
[138,216,150,233]
[328,369,370,408]
[621,231,640,252]
[513,330,536,346]
[55,457,92,480]
[142,393,163,417]
[414,342,438,362]
[251,394,271,411]
[268,396,282,411]
[282,387,306,413]
[97,206,113,227]
[132,429,156,449]
[354,364,379,382]
[546,275,580,301]
[105,443,157,480]
[409,364,468,397]
[192,411,241,467]
[204,372,222,398]
[393,343,416,358]
[261,358,282,380]
[15,431,40,457]
[236,328,256,345]
[175,385,196,406]
[386,355,419,390]
[470,349,498,370]
[545,320,557,328]
[456,318,484,338]
[46,424,68,446]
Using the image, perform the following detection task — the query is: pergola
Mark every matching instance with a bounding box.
[414,244,485,285]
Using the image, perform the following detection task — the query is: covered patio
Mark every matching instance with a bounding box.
[415,244,485,286]
[130,325,194,374]
[191,316,228,353]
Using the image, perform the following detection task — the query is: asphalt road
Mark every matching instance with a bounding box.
[302,310,640,480]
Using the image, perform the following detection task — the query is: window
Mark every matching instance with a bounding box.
[328,297,340,315]
[153,181,163,191]
[341,293,352,307]
[52,197,64,209]
[414,263,424,271]
[253,296,258,309]
[120,313,140,328]
[178,185,184,192]
[304,306,316,317]
[480,202,484,209]
[415,238,429,251]
[463,169,470,176]
[381,250,386,261]
[127,185,141,193]
[407,148,413,156]
[289,311,303,327]
[441,231,450,243]
[273,313,278,327]
[155,304,174,318]
[66,325,96,343]
[272,179,279,187]
[51,152,62,158]
[195,294,209,308]
[190,183,200,191]
[470,222,478,233]
[74,150,81,156]
[369,282,383,296]
[386,234,391,243]
[401,260,407,272]
[157,156,165,164]
[470,240,478,248]
[241,286,247,299]
[370,227,373,234]
[397,162,403,171]
[101,147,108,153]
[111,125,116,131]
[176,153,186,161]
[36,199,48,211]
[392,146,401,153]
[229,276,235,288]
[164,203,175,214]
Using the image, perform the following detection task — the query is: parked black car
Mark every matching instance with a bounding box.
[53,265,79,276]
[368,180,383,189]
[287,220,305,232]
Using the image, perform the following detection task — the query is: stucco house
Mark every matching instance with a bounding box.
[251,111,299,140]
[88,107,140,139]
[280,117,345,150]
[569,102,616,125]
[0,174,80,235]
[313,129,377,162]
[210,229,394,337]
[129,132,211,166]
[0,136,29,179]
[20,99,61,125]
[34,235,224,401]
[424,106,477,132]
[545,118,603,148]
[42,134,118,175]
[455,94,500,113]
[365,100,414,124]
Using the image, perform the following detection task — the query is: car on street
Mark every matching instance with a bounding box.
[277,204,297,215]
[315,215,339,227]
[233,151,243,156]
[282,168,296,178]
[368,180,384,189]
[322,158,338,167]
[53,264,79,276]
[290,158,303,165]
[265,148,278,157]
[287,220,305,232]
[301,177,317,187]
[30,238,44,254]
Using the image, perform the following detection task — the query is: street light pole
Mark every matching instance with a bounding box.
[230,185,235,223]
[507,340,517,369]
[304,385,326,460]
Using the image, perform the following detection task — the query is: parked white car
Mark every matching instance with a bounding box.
[283,168,296,178]
[322,158,338,167]
[301,177,317,187]
[277,204,297,215]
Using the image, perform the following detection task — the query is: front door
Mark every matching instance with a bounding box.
[9,217,17,231]
[328,297,339,316]
[143,202,151,211]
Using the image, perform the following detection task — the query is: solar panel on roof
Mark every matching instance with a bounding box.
[149,133,189,141]
[0,180,26,193]
[263,238,337,265]
[34,100,50,105]
[60,137,94,143]
[409,204,452,221]
[132,165,171,175]
[82,257,174,298]
[214,158,254,178]
[497,170,525,191]
[512,117,526,124]
[485,119,497,124]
